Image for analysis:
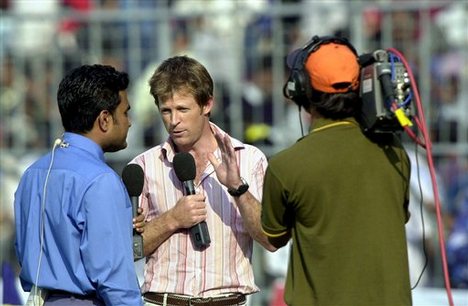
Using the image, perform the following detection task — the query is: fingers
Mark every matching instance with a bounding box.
[220,134,234,158]
[134,222,145,233]
[213,131,224,149]
[133,217,146,233]
[133,207,146,232]
[185,194,207,213]
[214,132,234,157]
[135,209,144,220]
[172,194,208,228]
[207,152,221,169]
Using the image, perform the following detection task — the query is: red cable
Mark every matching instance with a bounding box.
[387,48,455,306]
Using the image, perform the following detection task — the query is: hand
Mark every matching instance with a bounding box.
[207,131,242,189]
[133,207,145,233]
[170,194,207,229]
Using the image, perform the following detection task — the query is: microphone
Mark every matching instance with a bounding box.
[122,163,145,260]
[173,152,211,250]
[377,63,396,106]
[358,52,376,67]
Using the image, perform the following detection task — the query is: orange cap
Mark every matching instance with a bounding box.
[305,43,360,93]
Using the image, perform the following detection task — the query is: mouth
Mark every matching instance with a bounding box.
[171,130,185,137]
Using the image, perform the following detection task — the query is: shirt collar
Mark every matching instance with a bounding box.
[62,132,106,162]
[310,117,359,132]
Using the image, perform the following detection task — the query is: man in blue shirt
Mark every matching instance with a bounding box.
[14,65,144,306]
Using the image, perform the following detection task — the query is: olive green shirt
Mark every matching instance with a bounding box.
[261,117,412,306]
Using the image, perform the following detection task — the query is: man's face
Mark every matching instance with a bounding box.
[105,90,131,152]
[159,92,211,151]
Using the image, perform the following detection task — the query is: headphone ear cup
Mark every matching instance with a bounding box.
[293,69,312,109]
[284,69,310,109]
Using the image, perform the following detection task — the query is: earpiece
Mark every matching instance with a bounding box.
[53,138,69,149]
[284,35,358,110]
[54,138,62,147]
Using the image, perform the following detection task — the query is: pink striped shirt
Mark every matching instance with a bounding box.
[131,123,268,297]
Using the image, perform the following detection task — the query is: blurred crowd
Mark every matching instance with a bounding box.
[1,0,467,305]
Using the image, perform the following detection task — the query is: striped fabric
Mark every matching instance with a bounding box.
[131,123,268,297]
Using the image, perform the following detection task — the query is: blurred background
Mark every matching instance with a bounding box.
[1,0,467,305]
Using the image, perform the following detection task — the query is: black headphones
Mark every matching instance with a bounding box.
[283,35,358,109]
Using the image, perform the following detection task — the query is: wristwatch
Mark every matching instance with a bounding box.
[227,177,249,197]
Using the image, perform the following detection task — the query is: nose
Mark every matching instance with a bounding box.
[170,111,180,126]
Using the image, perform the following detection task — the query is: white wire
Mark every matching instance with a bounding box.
[32,138,61,305]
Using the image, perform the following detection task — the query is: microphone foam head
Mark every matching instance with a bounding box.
[122,163,144,196]
[173,152,196,181]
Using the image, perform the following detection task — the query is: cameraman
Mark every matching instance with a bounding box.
[260,36,412,305]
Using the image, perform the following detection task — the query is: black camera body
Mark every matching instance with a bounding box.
[358,50,413,135]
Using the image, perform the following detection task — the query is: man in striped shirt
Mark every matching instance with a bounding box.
[130,56,278,306]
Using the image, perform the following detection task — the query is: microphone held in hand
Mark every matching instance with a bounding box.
[173,152,211,250]
[122,163,145,260]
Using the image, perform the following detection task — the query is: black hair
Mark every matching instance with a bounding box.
[309,90,360,119]
[57,64,129,133]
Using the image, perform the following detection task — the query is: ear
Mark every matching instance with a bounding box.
[97,110,112,132]
[202,97,214,116]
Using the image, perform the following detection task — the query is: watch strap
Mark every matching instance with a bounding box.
[227,177,249,197]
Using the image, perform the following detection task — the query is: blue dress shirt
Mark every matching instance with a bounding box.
[14,132,143,306]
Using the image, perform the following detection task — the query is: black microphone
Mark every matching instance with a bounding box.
[377,63,396,106]
[173,152,211,250]
[122,163,145,260]
[358,52,376,67]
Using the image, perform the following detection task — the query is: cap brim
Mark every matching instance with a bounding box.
[286,49,302,68]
